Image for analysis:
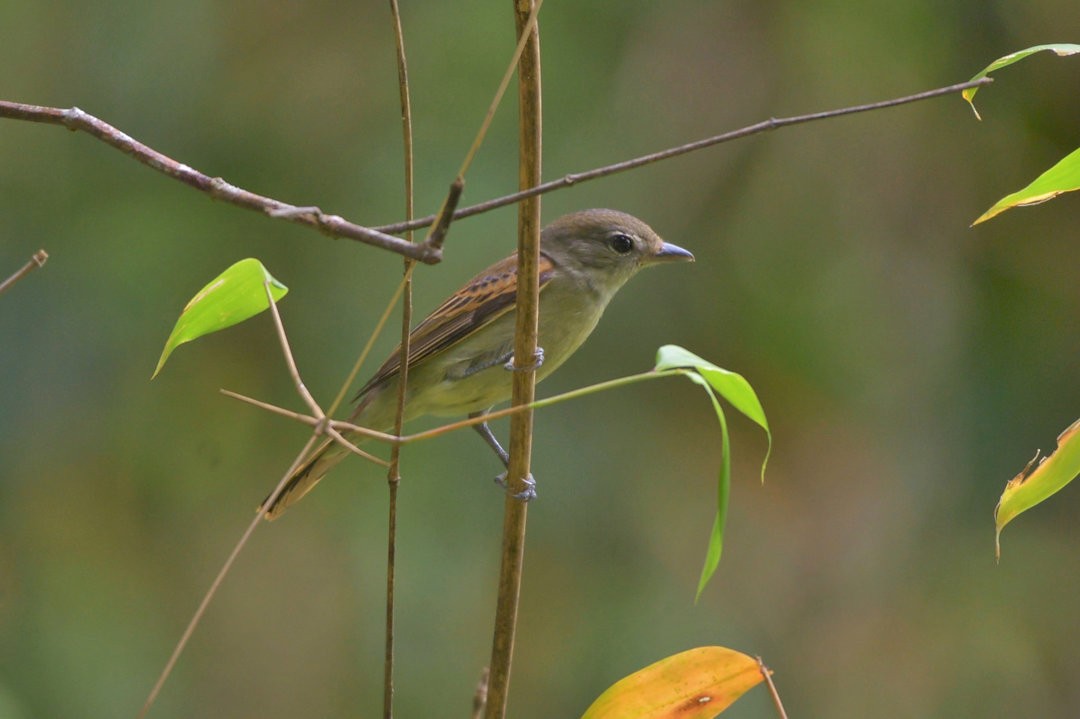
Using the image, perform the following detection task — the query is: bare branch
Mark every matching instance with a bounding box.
[423,177,463,253]
[374,76,994,234]
[0,249,48,296]
[0,101,441,263]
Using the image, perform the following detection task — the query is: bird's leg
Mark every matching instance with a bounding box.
[469,410,537,502]
[470,411,509,467]
[452,346,544,380]
[502,347,545,372]
[497,349,542,501]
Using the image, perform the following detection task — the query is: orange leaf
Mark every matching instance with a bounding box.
[581,646,765,719]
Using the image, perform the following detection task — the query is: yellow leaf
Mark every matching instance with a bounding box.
[581,646,765,719]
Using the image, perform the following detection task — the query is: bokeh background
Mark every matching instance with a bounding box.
[2,1,1079,717]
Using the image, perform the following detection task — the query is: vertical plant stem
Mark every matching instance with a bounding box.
[385,2,415,718]
[485,2,542,718]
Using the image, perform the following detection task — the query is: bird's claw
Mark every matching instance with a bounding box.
[503,347,545,372]
[513,474,537,502]
[494,471,537,502]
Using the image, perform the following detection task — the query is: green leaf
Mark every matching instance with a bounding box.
[681,370,731,601]
[655,345,769,434]
[995,418,1080,560]
[153,258,288,378]
[973,145,1080,225]
[580,646,765,719]
[653,345,771,599]
[964,43,1080,119]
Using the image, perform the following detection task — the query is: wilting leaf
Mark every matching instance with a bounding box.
[995,418,1080,560]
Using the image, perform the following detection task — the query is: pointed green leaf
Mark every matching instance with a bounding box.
[153,258,287,378]
[995,418,1080,560]
[655,344,771,477]
[964,43,1080,119]
[683,372,731,602]
[580,646,765,719]
[653,345,771,598]
[973,146,1080,225]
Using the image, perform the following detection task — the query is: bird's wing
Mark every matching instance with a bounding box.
[354,252,556,400]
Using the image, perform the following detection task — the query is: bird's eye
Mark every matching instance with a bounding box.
[610,232,634,254]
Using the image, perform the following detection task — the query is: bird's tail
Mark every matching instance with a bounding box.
[259,439,349,520]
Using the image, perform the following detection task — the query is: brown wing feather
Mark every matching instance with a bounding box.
[354,252,556,400]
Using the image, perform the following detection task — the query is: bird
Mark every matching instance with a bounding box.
[260,208,694,519]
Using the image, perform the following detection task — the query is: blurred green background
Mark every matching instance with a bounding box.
[2,1,1079,717]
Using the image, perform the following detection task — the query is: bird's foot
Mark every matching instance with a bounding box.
[494,471,537,502]
[502,347,545,372]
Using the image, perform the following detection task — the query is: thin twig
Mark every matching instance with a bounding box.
[263,279,324,418]
[384,1,415,717]
[139,275,406,716]
[484,2,543,718]
[137,431,323,719]
[374,76,994,235]
[0,101,440,264]
[422,177,463,253]
[397,370,665,445]
[325,426,392,468]
[757,656,788,719]
[420,0,542,254]
[456,0,545,181]
[265,279,391,465]
[217,389,390,465]
[224,367,679,451]
[325,271,412,419]
[0,249,48,296]
[219,388,320,425]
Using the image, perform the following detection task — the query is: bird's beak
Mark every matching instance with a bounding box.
[652,241,695,263]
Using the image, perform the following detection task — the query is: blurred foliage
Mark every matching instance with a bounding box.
[1,1,1079,718]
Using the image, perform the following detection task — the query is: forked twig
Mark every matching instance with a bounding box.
[219,388,396,449]
[259,278,395,498]
[0,102,440,263]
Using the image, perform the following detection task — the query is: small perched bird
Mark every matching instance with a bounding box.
[261,208,694,519]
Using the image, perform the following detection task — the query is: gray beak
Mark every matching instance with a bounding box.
[653,241,695,263]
